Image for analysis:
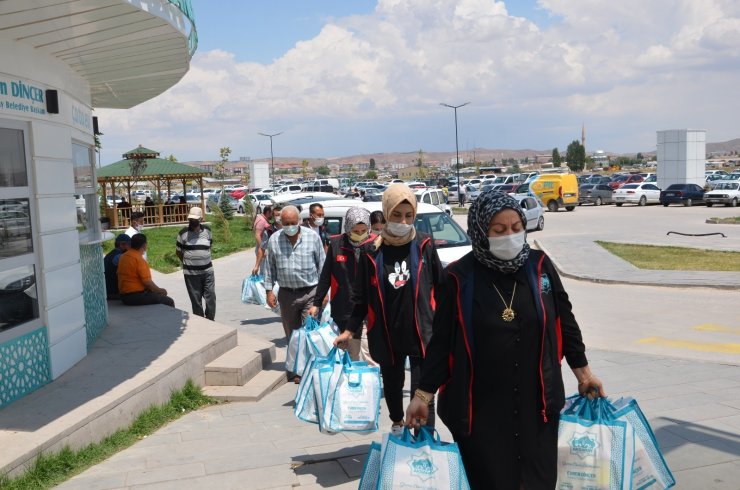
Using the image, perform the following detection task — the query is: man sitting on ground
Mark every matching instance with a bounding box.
[118,233,175,307]
[104,233,131,300]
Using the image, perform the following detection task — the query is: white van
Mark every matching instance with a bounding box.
[414,188,452,215]
[299,200,471,267]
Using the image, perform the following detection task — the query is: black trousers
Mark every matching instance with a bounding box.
[380,355,435,427]
[184,271,216,320]
[121,290,175,307]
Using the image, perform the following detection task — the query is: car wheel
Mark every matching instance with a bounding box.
[731,198,738,207]
[684,198,692,207]
[595,197,602,206]
[536,215,545,231]
[238,205,244,214]
[706,203,713,207]
[616,203,623,207]
[662,203,669,207]
[638,196,647,206]
[565,206,575,211]
[547,200,559,212]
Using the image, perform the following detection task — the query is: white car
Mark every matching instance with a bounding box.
[299,200,472,267]
[242,193,273,214]
[613,183,661,206]
[414,188,451,215]
[518,196,545,231]
[704,182,740,207]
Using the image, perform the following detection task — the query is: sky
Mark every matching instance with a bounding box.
[96,0,740,164]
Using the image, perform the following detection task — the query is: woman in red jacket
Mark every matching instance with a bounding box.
[406,190,605,489]
[336,184,443,435]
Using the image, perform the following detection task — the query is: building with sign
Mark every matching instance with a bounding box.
[0,0,197,408]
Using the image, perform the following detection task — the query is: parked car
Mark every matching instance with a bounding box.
[300,200,471,267]
[469,183,495,202]
[206,193,239,213]
[578,184,614,206]
[660,183,705,207]
[704,182,739,207]
[608,174,643,190]
[361,188,384,202]
[518,196,545,232]
[414,188,452,215]
[243,193,273,214]
[447,184,475,204]
[613,183,661,206]
[274,184,303,195]
[530,174,579,212]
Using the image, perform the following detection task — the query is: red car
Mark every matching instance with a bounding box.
[230,189,248,199]
[608,174,643,190]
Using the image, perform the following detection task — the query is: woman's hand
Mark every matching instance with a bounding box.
[405,397,430,429]
[333,330,353,348]
[307,306,319,318]
[572,366,606,399]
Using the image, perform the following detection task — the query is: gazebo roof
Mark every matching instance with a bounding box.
[97,158,210,182]
[123,145,160,158]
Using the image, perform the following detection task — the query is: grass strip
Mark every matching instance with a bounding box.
[709,216,740,224]
[103,216,256,273]
[596,241,740,271]
[0,380,215,490]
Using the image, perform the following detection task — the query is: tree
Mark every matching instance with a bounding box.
[416,149,427,180]
[167,154,178,162]
[316,166,330,176]
[509,164,521,174]
[365,170,378,180]
[369,158,376,170]
[552,148,562,167]
[565,140,586,172]
[301,160,310,180]
[636,152,644,161]
[216,147,231,182]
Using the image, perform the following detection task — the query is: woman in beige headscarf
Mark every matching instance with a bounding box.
[335,184,443,435]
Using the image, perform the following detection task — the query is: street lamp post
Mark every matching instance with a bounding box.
[440,102,470,194]
[258,131,283,185]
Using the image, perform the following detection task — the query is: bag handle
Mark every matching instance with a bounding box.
[419,426,441,445]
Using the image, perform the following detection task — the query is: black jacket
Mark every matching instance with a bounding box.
[104,248,124,299]
[346,233,443,366]
[418,250,588,436]
[313,233,375,329]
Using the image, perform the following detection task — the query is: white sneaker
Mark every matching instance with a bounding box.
[391,423,404,437]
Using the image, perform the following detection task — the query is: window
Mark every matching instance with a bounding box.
[422,193,432,204]
[325,218,342,236]
[0,121,39,335]
[430,192,440,206]
[72,141,99,239]
[0,128,28,187]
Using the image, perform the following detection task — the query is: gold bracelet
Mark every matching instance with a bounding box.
[414,389,433,405]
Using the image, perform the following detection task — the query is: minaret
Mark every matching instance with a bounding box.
[581,122,586,150]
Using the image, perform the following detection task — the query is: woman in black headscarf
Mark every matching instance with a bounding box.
[406,190,605,490]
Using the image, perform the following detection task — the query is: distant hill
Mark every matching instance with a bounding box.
[707,137,740,154]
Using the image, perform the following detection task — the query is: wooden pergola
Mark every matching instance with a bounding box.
[97,145,211,229]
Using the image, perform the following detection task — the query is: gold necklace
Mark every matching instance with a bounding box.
[491,281,517,322]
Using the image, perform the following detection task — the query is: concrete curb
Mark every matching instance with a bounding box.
[533,238,738,291]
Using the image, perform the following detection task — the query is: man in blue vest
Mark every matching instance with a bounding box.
[104,233,131,300]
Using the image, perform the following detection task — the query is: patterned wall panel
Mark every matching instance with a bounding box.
[0,328,52,408]
[79,243,108,348]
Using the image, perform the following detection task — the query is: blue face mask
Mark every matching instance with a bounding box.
[283,224,299,236]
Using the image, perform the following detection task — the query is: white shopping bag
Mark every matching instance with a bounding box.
[294,348,340,424]
[306,321,338,357]
[557,398,634,490]
[377,427,470,490]
[320,356,381,433]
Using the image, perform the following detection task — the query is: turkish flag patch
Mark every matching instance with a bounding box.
[336,255,347,262]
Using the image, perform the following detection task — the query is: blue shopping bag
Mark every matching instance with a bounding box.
[607,398,675,489]
[241,274,266,305]
[377,427,471,490]
[319,352,381,433]
[557,396,634,490]
[358,442,381,490]
[306,320,338,357]
[294,347,341,425]
[286,316,320,375]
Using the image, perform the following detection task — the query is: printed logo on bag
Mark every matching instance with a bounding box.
[569,433,598,459]
[407,452,437,481]
[337,254,347,262]
[541,273,552,294]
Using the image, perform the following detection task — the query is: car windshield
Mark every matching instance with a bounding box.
[716,182,739,190]
[414,212,470,249]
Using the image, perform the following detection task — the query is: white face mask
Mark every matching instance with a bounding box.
[283,224,299,237]
[386,221,413,237]
[488,231,526,260]
[313,217,324,227]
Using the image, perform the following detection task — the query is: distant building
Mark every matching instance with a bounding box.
[593,150,608,166]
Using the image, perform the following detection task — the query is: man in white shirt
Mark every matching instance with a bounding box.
[125,211,147,260]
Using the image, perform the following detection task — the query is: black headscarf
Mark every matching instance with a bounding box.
[467,190,530,274]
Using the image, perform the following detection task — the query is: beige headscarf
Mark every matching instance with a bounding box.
[375,183,417,248]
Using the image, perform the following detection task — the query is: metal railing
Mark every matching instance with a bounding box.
[167,0,198,56]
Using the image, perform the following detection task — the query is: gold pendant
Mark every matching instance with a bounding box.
[502,308,515,322]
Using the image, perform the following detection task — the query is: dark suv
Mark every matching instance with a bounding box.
[660,183,705,207]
